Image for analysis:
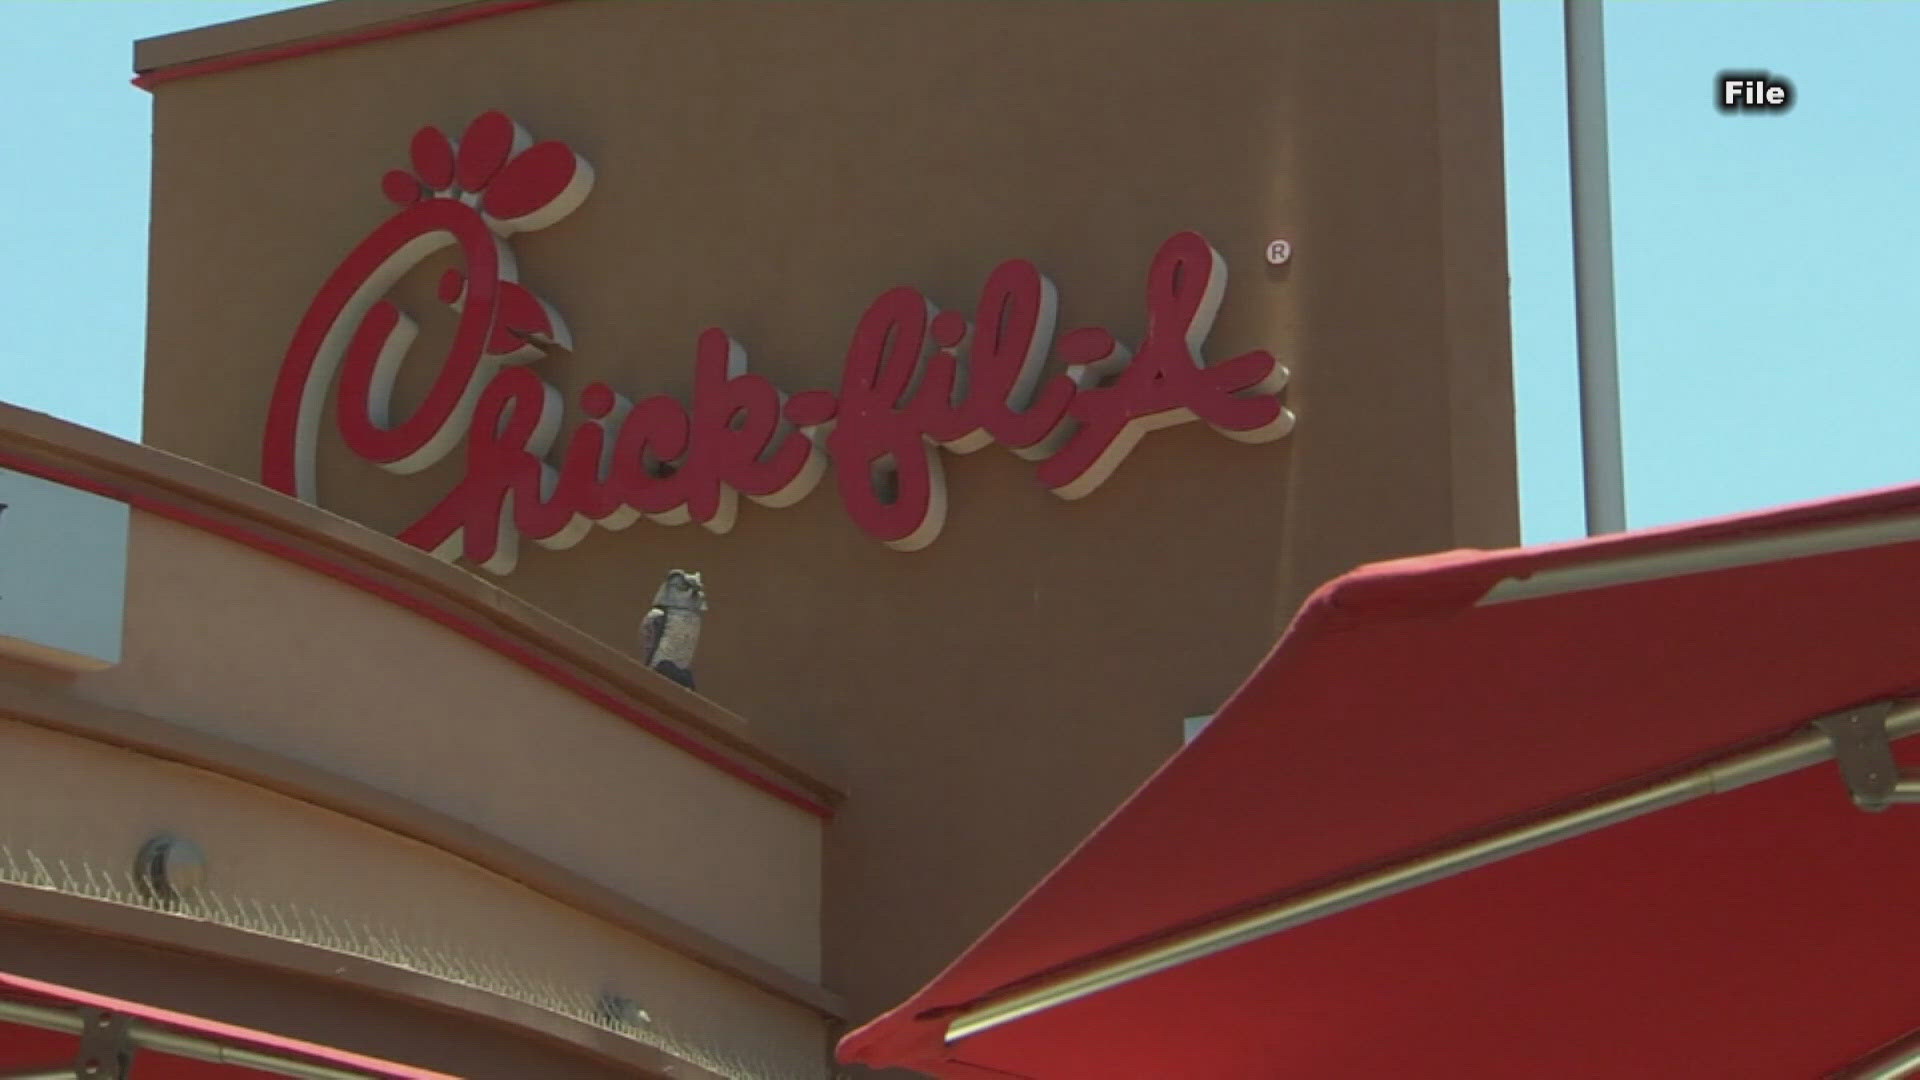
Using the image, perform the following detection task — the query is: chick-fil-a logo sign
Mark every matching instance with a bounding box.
[262,112,1295,574]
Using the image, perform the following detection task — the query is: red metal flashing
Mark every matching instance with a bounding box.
[134,0,558,90]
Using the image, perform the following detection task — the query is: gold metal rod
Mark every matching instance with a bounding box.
[0,999,82,1034]
[132,1028,390,1080]
[0,996,387,1080]
[1834,1030,1920,1080]
[946,702,1920,1045]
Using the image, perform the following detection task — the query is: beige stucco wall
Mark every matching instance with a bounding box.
[0,717,827,1079]
[139,0,1516,1040]
[72,510,821,985]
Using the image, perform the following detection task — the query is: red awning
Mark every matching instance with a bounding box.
[0,970,458,1079]
[841,482,1920,1078]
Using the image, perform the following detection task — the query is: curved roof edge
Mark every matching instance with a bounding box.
[0,402,844,818]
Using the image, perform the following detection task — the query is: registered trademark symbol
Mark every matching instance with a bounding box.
[1265,240,1292,266]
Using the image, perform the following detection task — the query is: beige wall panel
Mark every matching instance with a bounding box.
[73,511,821,984]
[0,717,828,1078]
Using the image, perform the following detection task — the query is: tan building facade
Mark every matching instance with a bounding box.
[0,2,1514,1077]
[0,406,840,1077]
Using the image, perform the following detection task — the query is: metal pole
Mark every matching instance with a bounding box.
[1835,1027,1920,1079]
[0,999,384,1080]
[1564,0,1628,535]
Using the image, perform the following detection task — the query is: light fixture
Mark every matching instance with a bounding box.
[593,990,651,1030]
[133,834,206,907]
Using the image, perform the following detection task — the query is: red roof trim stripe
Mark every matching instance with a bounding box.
[134,0,559,90]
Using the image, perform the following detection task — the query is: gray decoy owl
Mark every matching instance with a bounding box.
[639,570,705,690]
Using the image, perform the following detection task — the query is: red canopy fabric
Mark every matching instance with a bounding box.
[0,970,458,1079]
[841,482,1920,1078]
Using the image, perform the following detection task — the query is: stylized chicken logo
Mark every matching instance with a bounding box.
[261,111,1295,574]
[262,111,592,505]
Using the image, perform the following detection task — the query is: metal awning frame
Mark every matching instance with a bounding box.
[945,698,1920,1057]
[0,995,387,1080]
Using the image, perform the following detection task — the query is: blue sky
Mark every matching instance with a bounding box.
[1504,1,1920,541]
[1,1,1911,546]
